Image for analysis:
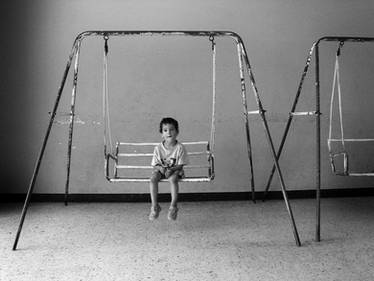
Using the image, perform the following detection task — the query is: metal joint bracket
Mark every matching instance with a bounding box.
[290,111,321,116]
[248,109,266,115]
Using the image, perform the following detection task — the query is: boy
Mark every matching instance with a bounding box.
[149,117,189,221]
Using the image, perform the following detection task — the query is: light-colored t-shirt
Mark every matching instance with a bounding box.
[151,141,189,167]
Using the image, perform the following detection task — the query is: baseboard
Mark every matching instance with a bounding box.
[1,188,374,203]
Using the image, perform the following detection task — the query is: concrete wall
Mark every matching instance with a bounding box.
[2,0,374,194]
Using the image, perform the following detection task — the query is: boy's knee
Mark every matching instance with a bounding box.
[150,173,160,183]
[169,174,179,184]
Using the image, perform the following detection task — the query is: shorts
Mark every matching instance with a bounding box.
[152,169,185,180]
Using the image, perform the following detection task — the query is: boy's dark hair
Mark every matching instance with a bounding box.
[159,117,179,133]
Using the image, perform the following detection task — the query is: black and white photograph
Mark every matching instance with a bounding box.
[1,1,374,280]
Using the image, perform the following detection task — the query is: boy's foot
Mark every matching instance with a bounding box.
[167,206,178,221]
[149,204,161,221]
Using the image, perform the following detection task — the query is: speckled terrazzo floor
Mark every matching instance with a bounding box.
[1,197,374,281]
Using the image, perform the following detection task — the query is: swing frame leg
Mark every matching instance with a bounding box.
[261,113,301,246]
[261,42,321,242]
[261,42,321,243]
[65,40,82,206]
[263,43,316,201]
[238,41,301,246]
[236,43,256,203]
[12,42,79,251]
[12,116,56,250]
[315,45,321,242]
[245,120,256,203]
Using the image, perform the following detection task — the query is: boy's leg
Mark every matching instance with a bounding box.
[149,171,162,220]
[167,173,179,220]
[150,171,162,207]
[169,173,179,208]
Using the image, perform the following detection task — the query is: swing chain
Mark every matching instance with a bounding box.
[104,34,109,54]
[209,34,215,50]
[337,41,344,56]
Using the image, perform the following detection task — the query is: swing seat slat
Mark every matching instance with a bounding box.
[118,141,209,146]
[117,151,210,157]
[107,177,214,182]
[115,164,211,169]
[328,138,374,142]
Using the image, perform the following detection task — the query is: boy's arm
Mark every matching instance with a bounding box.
[167,164,184,172]
[165,164,184,178]
[151,146,167,173]
[153,164,166,174]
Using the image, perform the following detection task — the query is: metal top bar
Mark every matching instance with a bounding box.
[73,30,244,49]
[77,30,239,38]
[316,36,374,45]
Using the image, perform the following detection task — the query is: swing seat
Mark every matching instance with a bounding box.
[329,151,349,176]
[328,139,374,176]
[105,141,215,182]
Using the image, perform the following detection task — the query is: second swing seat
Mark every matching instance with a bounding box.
[328,139,374,176]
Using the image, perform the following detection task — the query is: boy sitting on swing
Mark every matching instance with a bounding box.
[149,117,189,221]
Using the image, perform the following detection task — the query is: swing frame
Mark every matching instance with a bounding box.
[262,36,374,243]
[328,42,374,177]
[12,30,301,250]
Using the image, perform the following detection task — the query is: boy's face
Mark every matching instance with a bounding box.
[161,123,178,144]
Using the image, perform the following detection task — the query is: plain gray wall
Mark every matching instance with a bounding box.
[2,0,374,194]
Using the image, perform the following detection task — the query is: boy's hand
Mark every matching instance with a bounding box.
[165,168,173,178]
[160,166,166,174]
[154,165,166,174]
